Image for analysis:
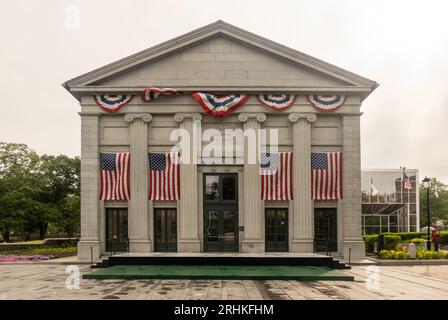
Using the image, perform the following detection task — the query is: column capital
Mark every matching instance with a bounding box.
[288,113,316,124]
[124,113,152,123]
[238,113,266,123]
[174,113,202,122]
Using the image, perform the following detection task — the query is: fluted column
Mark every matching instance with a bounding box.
[288,113,316,253]
[174,113,202,252]
[238,113,266,253]
[125,113,152,252]
[341,114,366,260]
[77,114,101,260]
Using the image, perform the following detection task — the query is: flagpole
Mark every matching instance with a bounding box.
[401,167,404,232]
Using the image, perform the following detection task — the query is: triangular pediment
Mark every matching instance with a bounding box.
[93,35,352,88]
[64,21,378,100]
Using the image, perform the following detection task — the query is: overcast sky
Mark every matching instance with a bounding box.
[1,0,447,183]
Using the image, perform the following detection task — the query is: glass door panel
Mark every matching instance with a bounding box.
[154,208,177,252]
[106,208,128,252]
[314,208,337,252]
[265,208,288,252]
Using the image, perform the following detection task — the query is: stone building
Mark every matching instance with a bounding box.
[64,21,378,260]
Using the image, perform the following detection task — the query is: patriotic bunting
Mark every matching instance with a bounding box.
[99,152,130,201]
[306,95,347,112]
[148,153,180,200]
[311,152,342,200]
[192,92,249,118]
[256,95,296,111]
[260,152,293,200]
[94,95,133,113]
[142,87,180,102]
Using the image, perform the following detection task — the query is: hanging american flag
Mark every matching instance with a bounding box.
[311,152,342,200]
[148,153,180,200]
[99,152,130,200]
[260,152,293,200]
[403,169,412,190]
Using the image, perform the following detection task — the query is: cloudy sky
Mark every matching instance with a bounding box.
[1,0,447,182]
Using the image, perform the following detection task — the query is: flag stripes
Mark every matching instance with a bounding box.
[99,152,130,200]
[311,152,342,200]
[148,153,180,200]
[261,152,293,200]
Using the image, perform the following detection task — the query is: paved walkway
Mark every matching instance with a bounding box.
[0,264,447,299]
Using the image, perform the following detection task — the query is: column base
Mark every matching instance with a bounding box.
[129,239,152,253]
[290,239,314,253]
[77,240,101,261]
[241,240,264,253]
[341,240,366,261]
[177,239,201,253]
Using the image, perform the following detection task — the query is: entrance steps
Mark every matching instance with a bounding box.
[92,253,350,270]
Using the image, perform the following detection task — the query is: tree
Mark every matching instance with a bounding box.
[0,143,80,241]
[37,155,80,238]
[419,178,448,227]
[0,143,40,241]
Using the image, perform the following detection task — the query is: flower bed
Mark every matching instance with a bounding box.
[378,249,448,260]
[0,254,56,263]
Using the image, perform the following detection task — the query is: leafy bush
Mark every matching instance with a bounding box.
[416,249,446,260]
[362,235,378,252]
[363,232,448,252]
[409,238,425,244]
[384,235,401,250]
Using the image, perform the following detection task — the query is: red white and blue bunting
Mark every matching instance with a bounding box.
[192,93,249,118]
[141,87,180,102]
[94,95,133,113]
[306,95,347,112]
[256,95,296,111]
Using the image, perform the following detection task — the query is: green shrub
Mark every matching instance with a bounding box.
[409,238,425,244]
[416,249,445,260]
[440,232,448,245]
[362,235,378,252]
[380,232,426,241]
[384,235,401,250]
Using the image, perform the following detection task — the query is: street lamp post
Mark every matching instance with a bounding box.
[422,176,431,250]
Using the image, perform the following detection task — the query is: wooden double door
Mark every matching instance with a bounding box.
[203,173,239,252]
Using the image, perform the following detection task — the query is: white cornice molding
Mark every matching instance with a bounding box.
[124,113,152,123]
[288,113,317,123]
[238,113,267,123]
[174,113,202,122]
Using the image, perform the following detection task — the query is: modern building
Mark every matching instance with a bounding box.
[361,169,419,234]
[63,21,378,261]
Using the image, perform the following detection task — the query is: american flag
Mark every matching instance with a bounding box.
[403,170,412,190]
[99,152,130,200]
[311,152,342,200]
[260,152,293,200]
[148,153,180,200]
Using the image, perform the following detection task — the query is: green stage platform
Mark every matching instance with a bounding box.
[83,265,354,281]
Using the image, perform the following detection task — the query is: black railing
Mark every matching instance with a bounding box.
[106,238,129,255]
[314,239,338,256]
